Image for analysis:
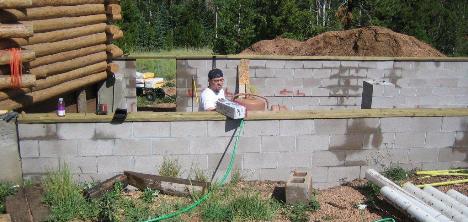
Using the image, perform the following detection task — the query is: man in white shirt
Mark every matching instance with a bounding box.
[199,68,225,111]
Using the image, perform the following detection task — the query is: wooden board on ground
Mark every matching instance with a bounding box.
[85,174,128,199]
[124,171,209,197]
[23,185,50,222]
[5,189,33,222]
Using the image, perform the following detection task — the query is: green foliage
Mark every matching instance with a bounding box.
[229,168,243,185]
[141,188,159,203]
[0,182,17,213]
[42,166,99,222]
[193,167,208,182]
[159,157,182,177]
[383,166,409,182]
[284,193,320,222]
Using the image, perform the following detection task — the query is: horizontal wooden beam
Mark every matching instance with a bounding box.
[0,49,35,65]
[0,4,105,21]
[16,108,468,123]
[26,14,107,33]
[30,44,107,68]
[0,74,36,90]
[0,0,31,8]
[0,23,33,38]
[32,0,105,7]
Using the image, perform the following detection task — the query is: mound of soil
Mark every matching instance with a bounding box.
[241,26,445,57]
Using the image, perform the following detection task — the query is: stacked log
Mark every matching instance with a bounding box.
[0,0,124,110]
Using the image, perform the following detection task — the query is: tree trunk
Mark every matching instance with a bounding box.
[0,0,32,8]
[106,44,123,58]
[33,61,107,90]
[25,32,107,57]
[0,49,35,65]
[32,0,105,7]
[26,14,107,33]
[106,4,121,15]
[30,44,107,68]
[0,4,105,21]
[0,71,108,110]
[106,25,123,40]
[10,23,107,46]
[30,51,107,78]
[0,24,33,38]
[0,74,36,90]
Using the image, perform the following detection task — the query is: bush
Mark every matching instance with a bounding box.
[159,157,181,177]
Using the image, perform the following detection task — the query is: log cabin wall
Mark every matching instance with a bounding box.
[0,0,124,112]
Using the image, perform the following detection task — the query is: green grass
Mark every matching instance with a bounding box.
[0,182,17,213]
[159,157,182,177]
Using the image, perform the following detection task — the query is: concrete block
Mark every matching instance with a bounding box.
[190,137,230,154]
[171,121,207,137]
[208,153,242,170]
[265,60,286,69]
[260,168,295,181]
[22,158,59,174]
[243,120,279,136]
[363,132,395,149]
[381,117,442,133]
[441,117,468,132]
[425,132,456,148]
[279,120,315,136]
[303,61,323,68]
[152,138,190,155]
[346,119,380,133]
[243,152,278,169]
[207,120,238,137]
[315,119,348,134]
[187,60,207,68]
[394,132,426,148]
[344,150,374,166]
[296,135,330,152]
[366,69,386,79]
[165,154,208,171]
[319,97,338,106]
[237,137,261,153]
[438,148,468,162]
[39,140,78,157]
[250,60,266,68]
[393,61,415,70]
[60,157,97,174]
[340,61,360,67]
[78,140,114,156]
[432,87,468,96]
[255,68,275,78]
[375,61,394,69]
[285,61,304,68]
[329,134,364,149]
[133,122,170,138]
[454,132,467,148]
[427,78,458,87]
[312,151,345,167]
[19,140,39,157]
[358,61,377,69]
[408,148,439,163]
[327,166,360,183]
[57,123,95,139]
[310,167,329,183]
[95,123,132,139]
[134,156,164,174]
[261,136,295,152]
[302,78,321,88]
[97,156,134,174]
[285,171,313,205]
[113,139,152,156]
[277,153,312,168]
[322,61,340,68]
[310,88,330,96]
[18,124,57,139]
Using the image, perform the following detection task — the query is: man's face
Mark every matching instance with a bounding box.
[209,77,224,92]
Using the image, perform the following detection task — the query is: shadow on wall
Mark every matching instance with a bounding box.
[325,67,363,105]
[453,121,468,162]
[329,119,383,166]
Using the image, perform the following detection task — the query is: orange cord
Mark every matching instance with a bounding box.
[9,48,22,88]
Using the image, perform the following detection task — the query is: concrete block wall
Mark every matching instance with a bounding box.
[176,59,468,112]
[18,116,468,189]
[0,120,22,183]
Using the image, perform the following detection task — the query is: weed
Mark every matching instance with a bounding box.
[193,168,208,182]
[141,188,159,203]
[159,157,182,177]
[383,166,409,182]
[309,195,321,211]
[229,192,279,221]
[0,182,17,213]
[42,165,99,222]
[230,169,243,185]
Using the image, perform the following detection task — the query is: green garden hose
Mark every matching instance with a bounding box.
[143,119,245,222]
[373,218,396,222]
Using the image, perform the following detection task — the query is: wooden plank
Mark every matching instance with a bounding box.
[16,108,468,123]
[77,89,87,113]
[5,189,33,222]
[124,171,209,197]
[0,0,31,9]
[30,44,107,68]
[0,75,36,90]
[106,44,123,58]
[32,0,105,7]
[0,24,33,38]
[23,185,50,222]
[0,4,105,21]
[84,174,127,199]
[0,214,11,222]
[0,50,35,66]
[27,14,107,33]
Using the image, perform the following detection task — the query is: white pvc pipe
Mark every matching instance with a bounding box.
[423,186,468,217]
[366,169,449,221]
[403,182,460,222]
[447,189,468,207]
[381,186,439,222]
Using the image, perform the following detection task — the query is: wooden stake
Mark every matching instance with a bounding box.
[0,75,35,90]
[33,62,107,90]
[27,14,107,33]
[25,32,107,57]
[30,44,107,68]
[30,51,107,78]
[0,71,108,110]
[0,4,105,21]
[0,0,31,8]
[0,50,35,65]
[32,0,105,7]
[10,23,107,46]
[76,89,87,113]
[0,24,33,38]
[106,44,123,58]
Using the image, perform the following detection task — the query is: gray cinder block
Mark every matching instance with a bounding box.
[286,171,313,205]
[361,80,395,109]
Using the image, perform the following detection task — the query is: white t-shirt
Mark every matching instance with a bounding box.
[199,88,225,111]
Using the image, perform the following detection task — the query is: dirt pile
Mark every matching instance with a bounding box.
[241,26,445,57]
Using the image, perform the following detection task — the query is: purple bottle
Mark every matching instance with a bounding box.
[57,98,65,117]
